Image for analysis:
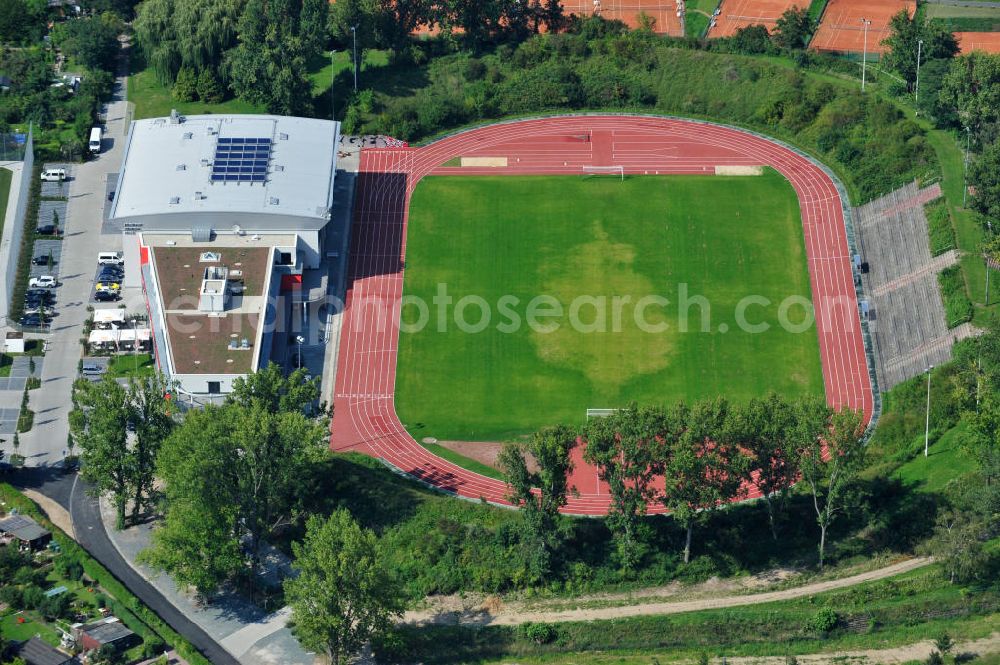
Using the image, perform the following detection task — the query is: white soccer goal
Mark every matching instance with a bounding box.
[586,408,619,419]
[582,165,624,181]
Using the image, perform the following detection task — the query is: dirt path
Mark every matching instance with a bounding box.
[21,488,75,540]
[723,632,1000,665]
[403,557,933,626]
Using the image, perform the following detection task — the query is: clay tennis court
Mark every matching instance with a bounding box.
[561,0,684,35]
[956,31,1000,54]
[709,0,806,38]
[810,0,914,54]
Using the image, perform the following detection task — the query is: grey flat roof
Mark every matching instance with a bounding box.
[16,637,73,665]
[83,619,135,644]
[0,514,50,542]
[111,114,339,222]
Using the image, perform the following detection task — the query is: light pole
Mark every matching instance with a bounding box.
[295,335,305,370]
[860,18,871,91]
[351,26,358,92]
[963,126,971,207]
[915,39,923,103]
[924,365,933,457]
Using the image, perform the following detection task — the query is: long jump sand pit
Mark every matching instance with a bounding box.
[716,165,764,175]
[956,31,1000,54]
[460,157,509,168]
[810,0,915,54]
[709,0,807,37]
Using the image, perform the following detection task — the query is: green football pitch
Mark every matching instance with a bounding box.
[396,173,823,442]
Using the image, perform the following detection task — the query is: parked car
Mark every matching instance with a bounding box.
[19,314,50,327]
[28,275,57,288]
[107,190,115,202]
[95,282,120,292]
[25,288,55,300]
[31,254,56,266]
[98,267,124,280]
[40,169,66,182]
[24,294,54,307]
[93,290,120,302]
[36,225,58,235]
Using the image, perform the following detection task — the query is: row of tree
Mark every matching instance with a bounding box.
[499,395,867,574]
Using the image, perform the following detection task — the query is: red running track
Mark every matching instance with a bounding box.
[329,116,874,516]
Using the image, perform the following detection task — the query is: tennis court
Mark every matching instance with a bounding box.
[561,0,684,35]
[708,0,806,37]
[810,0,914,53]
[956,31,1000,53]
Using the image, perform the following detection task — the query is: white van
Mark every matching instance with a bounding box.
[89,127,102,154]
[97,251,124,266]
[40,168,67,182]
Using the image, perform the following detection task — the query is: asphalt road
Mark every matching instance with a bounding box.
[10,467,240,665]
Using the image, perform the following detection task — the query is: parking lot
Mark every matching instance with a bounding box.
[0,355,45,434]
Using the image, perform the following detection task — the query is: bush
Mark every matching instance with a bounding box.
[806,607,840,633]
[143,636,167,659]
[520,622,557,644]
[0,583,24,608]
[21,584,45,611]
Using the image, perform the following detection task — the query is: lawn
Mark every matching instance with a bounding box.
[895,420,977,493]
[0,611,62,646]
[106,353,156,378]
[396,172,823,442]
[127,69,263,120]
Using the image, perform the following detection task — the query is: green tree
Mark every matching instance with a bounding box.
[968,140,1000,222]
[796,403,866,568]
[146,366,327,598]
[230,362,319,414]
[127,374,175,523]
[286,511,404,665]
[225,0,319,115]
[940,52,1000,135]
[726,392,799,539]
[582,405,668,571]
[662,399,747,564]
[172,67,198,101]
[882,10,958,88]
[195,67,225,103]
[51,15,121,72]
[75,377,133,529]
[134,0,245,82]
[926,509,989,583]
[497,424,576,580]
[772,7,813,50]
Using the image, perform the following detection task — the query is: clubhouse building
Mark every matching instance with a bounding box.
[109,112,340,396]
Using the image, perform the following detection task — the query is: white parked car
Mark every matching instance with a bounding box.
[29,275,57,288]
[40,169,67,182]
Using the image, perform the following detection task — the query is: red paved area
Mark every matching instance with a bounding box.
[956,31,1000,54]
[708,0,806,38]
[329,116,875,516]
[810,0,914,54]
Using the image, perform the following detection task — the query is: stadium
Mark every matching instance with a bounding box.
[328,115,877,515]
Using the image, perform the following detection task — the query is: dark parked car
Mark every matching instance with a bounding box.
[19,314,50,327]
[26,288,55,300]
[98,269,124,281]
[93,290,120,302]
[107,190,115,202]
[32,255,56,266]
[36,225,57,235]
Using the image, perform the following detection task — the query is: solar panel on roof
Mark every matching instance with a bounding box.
[212,136,272,184]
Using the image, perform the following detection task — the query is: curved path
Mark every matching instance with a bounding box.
[330,115,875,515]
[403,557,932,626]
